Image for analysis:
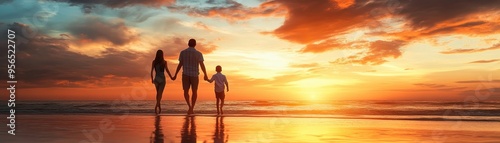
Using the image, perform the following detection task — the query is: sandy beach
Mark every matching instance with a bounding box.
[1,114,500,143]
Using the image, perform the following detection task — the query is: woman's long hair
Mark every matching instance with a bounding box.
[153,50,164,66]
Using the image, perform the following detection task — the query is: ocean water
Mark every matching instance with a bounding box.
[2,100,500,121]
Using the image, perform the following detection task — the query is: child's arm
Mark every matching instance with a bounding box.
[207,75,214,83]
[225,77,229,92]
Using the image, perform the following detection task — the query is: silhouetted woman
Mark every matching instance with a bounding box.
[151,50,174,115]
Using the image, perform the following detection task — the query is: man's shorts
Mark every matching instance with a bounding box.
[182,74,199,91]
[215,91,225,99]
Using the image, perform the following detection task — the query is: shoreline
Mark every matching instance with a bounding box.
[2,114,500,143]
[2,113,500,122]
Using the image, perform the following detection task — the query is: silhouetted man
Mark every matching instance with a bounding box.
[174,39,209,114]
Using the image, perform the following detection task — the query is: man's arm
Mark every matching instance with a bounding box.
[165,61,174,80]
[200,61,208,81]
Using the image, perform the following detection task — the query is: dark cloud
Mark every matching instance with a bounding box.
[168,0,285,21]
[423,21,488,35]
[66,16,139,46]
[441,43,500,54]
[0,22,150,88]
[397,0,500,29]
[153,37,218,59]
[17,42,149,88]
[52,0,175,8]
[4,22,39,42]
[331,40,406,65]
[81,4,96,14]
[0,0,13,5]
[468,59,500,64]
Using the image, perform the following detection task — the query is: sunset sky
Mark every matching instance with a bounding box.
[0,0,499,101]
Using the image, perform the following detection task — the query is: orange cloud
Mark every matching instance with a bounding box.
[331,0,355,9]
[271,0,377,44]
[164,0,500,65]
[300,39,360,53]
[331,40,406,65]
[441,43,500,54]
[468,59,500,64]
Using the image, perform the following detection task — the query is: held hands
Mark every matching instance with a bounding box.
[172,71,178,81]
[203,75,209,81]
[172,74,177,81]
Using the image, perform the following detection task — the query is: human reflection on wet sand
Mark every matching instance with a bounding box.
[150,116,164,143]
[213,116,228,143]
[181,116,197,143]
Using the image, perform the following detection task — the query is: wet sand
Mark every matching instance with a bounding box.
[2,114,500,143]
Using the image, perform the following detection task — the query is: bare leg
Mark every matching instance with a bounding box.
[220,99,224,115]
[191,88,197,114]
[216,98,220,115]
[154,83,160,114]
[183,90,191,114]
[156,83,165,114]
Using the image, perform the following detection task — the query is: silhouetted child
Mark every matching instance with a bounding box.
[206,65,229,115]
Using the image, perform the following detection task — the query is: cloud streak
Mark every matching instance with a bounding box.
[456,80,500,83]
[52,0,175,8]
[330,40,406,65]
[441,43,500,54]
[468,59,500,64]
